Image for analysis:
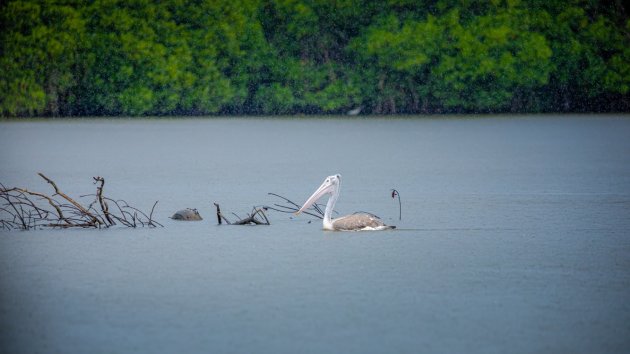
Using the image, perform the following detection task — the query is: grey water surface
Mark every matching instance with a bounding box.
[1,115,629,353]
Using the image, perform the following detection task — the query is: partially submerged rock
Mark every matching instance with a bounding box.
[171,208,202,221]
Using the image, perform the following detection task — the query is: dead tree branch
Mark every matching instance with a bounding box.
[213,203,270,225]
[0,174,162,230]
[94,177,114,225]
[38,173,101,226]
[264,193,331,219]
[214,203,231,225]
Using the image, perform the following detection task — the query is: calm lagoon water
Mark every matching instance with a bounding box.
[1,115,629,353]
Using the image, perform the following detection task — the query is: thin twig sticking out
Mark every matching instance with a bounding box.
[391,189,401,220]
[94,176,114,225]
[264,193,330,219]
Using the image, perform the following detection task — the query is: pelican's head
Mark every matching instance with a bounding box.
[296,174,341,215]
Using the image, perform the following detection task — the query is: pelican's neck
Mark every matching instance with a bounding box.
[322,183,340,230]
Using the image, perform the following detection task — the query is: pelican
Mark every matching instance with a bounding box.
[295,174,395,231]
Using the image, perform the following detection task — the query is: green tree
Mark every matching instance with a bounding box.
[0,0,628,116]
[255,0,376,114]
[78,0,190,115]
[0,1,86,116]
[353,1,554,113]
[431,5,553,112]
[533,1,630,111]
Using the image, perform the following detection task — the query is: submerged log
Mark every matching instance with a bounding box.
[171,208,203,221]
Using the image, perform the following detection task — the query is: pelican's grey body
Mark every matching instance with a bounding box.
[331,213,395,231]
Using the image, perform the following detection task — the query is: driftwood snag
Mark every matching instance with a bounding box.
[213,203,270,225]
[171,208,203,221]
[0,173,162,230]
[214,203,229,225]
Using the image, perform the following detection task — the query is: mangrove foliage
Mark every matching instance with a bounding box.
[1,0,628,116]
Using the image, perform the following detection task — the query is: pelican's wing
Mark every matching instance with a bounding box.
[332,213,394,231]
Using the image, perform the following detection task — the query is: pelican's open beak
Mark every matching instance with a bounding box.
[295,178,335,215]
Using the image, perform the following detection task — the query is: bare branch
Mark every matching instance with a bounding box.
[1,174,162,230]
[214,203,231,225]
[38,173,100,226]
[391,189,402,220]
[94,177,114,226]
[213,203,269,225]
[264,193,331,219]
